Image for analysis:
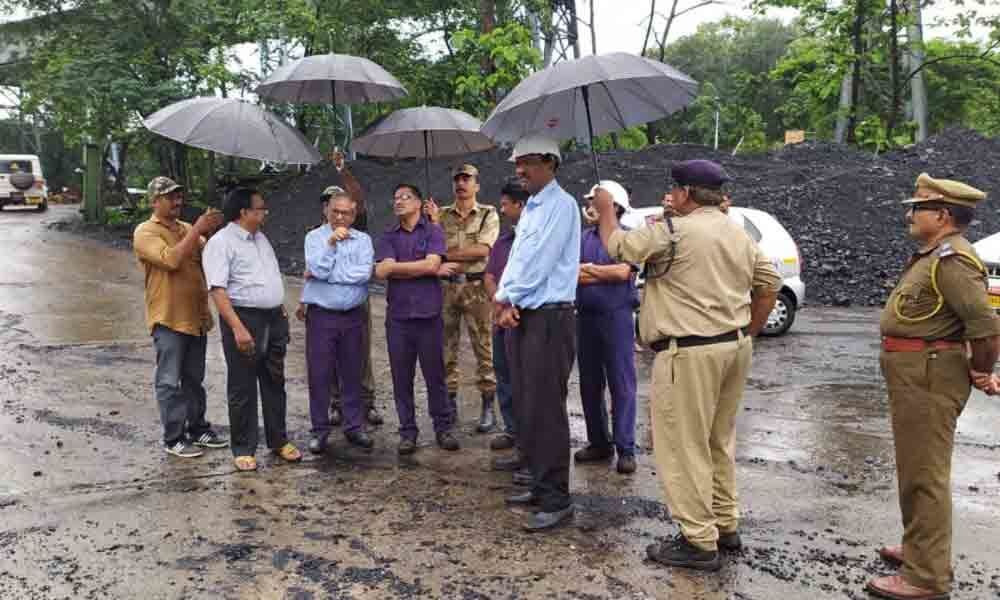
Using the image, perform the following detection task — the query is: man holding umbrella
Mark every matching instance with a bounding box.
[424,164,501,433]
[592,160,780,570]
[495,135,580,531]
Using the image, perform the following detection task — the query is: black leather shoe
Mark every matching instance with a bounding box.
[646,535,721,571]
[329,407,343,426]
[436,431,460,451]
[512,467,533,486]
[345,431,374,449]
[491,453,523,472]
[574,445,614,462]
[365,406,384,426]
[718,530,743,552]
[476,393,496,433]
[397,438,417,455]
[505,491,540,506]
[617,455,637,474]
[524,505,574,532]
[490,433,516,451]
[308,436,328,455]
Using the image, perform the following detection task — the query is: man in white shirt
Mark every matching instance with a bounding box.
[203,188,302,472]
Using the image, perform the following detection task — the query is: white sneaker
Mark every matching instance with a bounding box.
[192,431,229,449]
[165,440,204,458]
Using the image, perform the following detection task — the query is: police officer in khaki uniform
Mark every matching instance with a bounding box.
[868,173,1000,600]
[424,165,501,432]
[592,160,781,571]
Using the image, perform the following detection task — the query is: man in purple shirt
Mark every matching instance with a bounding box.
[575,181,639,475]
[484,179,529,459]
[374,183,460,455]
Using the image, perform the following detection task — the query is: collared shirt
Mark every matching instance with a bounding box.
[880,233,1000,340]
[485,228,516,283]
[301,224,374,311]
[203,222,285,309]
[608,206,781,341]
[439,201,500,273]
[375,217,447,320]
[577,226,638,313]
[133,216,214,336]
[495,179,581,309]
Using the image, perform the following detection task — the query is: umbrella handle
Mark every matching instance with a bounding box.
[423,130,430,196]
[581,86,600,181]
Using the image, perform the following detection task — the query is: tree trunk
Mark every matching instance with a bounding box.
[845,0,865,144]
[480,0,497,104]
[641,0,657,57]
[886,0,902,142]
[907,0,929,141]
[588,0,597,54]
[658,0,680,63]
[567,0,582,59]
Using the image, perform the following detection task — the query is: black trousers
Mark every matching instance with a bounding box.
[508,306,577,512]
[220,306,290,457]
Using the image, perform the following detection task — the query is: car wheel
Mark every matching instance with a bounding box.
[762,290,796,337]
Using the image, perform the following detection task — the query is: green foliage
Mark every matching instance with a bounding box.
[452,23,541,117]
[591,127,649,152]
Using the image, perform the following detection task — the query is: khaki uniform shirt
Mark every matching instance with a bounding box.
[607,206,781,342]
[439,202,500,273]
[133,216,213,336]
[879,234,1000,340]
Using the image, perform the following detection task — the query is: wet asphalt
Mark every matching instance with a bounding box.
[0,205,998,600]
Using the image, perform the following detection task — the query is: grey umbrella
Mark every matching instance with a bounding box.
[351,106,494,191]
[256,53,408,105]
[143,97,322,165]
[481,52,698,179]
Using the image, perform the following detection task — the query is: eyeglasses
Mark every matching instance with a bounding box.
[247,206,269,214]
[393,194,418,202]
[329,209,354,217]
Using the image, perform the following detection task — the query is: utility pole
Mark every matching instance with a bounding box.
[907,0,929,142]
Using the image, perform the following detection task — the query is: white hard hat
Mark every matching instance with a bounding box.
[509,134,562,162]
[584,180,631,211]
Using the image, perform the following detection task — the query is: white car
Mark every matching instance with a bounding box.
[620,206,806,336]
[971,232,1000,311]
[0,154,49,212]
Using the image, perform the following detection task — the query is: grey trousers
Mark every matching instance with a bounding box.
[220,307,290,457]
[152,325,211,446]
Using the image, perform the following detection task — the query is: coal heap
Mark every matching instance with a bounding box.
[263,128,1000,307]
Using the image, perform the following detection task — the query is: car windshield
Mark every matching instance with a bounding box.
[0,160,34,174]
[742,216,763,243]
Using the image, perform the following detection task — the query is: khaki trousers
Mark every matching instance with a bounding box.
[650,334,752,551]
[881,348,970,594]
[443,281,496,394]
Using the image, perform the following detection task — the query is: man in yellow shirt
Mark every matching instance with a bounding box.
[133,177,226,458]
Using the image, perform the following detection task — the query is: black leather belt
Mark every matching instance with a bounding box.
[523,302,575,311]
[441,272,485,284]
[650,327,748,352]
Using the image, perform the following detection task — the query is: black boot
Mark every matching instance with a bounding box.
[476,392,496,433]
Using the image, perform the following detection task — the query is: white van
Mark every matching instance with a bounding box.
[621,205,806,336]
[0,154,49,212]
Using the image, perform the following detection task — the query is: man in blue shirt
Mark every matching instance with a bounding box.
[576,181,639,475]
[495,135,580,531]
[301,189,374,454]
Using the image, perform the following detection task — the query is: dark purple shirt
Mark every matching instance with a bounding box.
[375,217,447,320]
[485,228,516,282]
[577,226,638,313]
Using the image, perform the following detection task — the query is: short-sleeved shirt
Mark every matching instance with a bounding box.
[133,216,213,336]
[375,217,447,320]
[438,202,500,273]
[202,222,285,309]
[607,206,782,342]
[577,226,638,314]
[880,234,1000,340]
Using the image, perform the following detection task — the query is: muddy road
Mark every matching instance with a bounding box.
[1,205,998,599]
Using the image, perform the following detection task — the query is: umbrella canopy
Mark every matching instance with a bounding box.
[143,97,322,165]
[352,106,494,190]
[255,53,408,105]
[481,52,698,178]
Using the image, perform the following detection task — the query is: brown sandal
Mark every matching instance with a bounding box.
[234,456,257,471]
[274,443,302,463]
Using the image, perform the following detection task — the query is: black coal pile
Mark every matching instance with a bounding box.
[263,128,1000,306]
